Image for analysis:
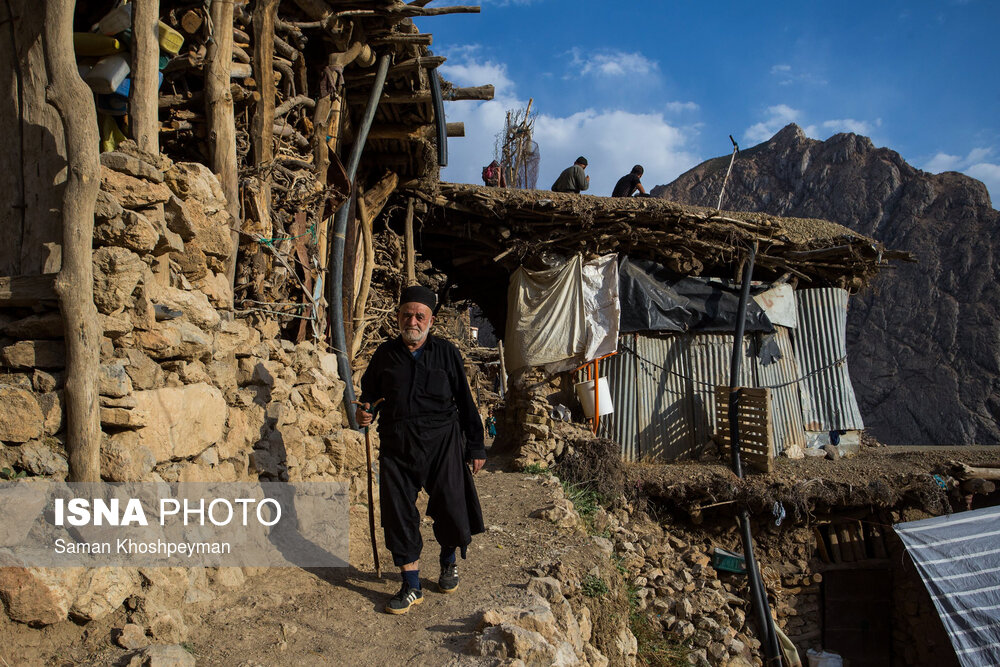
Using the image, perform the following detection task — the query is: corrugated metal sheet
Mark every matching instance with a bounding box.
[594,343,639,461]
[795,288,864,431]
[687,334,754,446]
[752,327,807,455]
[635,334,695,460]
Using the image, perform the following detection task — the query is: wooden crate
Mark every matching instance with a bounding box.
[716,386,774,473]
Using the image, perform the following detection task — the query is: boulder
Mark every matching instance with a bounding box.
[100,150,165,183]
[93,246,145,314]
[116,348,164,390]
[128,383,226,462]
[168,241,209,281]
[101,166,171,208]
[0,566,84,625]
[70,567,141,621]
[146,283,220,330]
[1,312,64,339]
[163,196,197,241]
[100,362,134,397]
[473,623,559,666]
[32,369,59,393]
[115,623,150,650]
[102,311,134,338]
[95,188,124,221]
[38,391,64,436]
[213,319,259,359]
[125,643,194,667]
[134,320,213,361]
[194,271,233,309]
[101,433,157,481]
[0,386,44,442]
[218,408,250,461]
[94,209,159,254]
[163,162,226,207]
[18,439,68,476]
[100,407,148,429]
[1,340,66,369]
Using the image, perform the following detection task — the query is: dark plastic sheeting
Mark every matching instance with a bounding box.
[618,257,774,334]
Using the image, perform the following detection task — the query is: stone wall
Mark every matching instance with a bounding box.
[0,141,366,637]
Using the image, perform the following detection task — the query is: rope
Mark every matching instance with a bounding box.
[618,339,847,391]
[255,223,317,247]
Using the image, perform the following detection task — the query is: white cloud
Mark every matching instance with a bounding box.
[744,106,886,147]
[924,152,962,173]
[769,63,827,87]
[966,163,1000,205]
[437,49,701,193]
[665,101,700,113]
[923,147,1000,205]
[815,118,883,137]
[743,104,801,144]
[568,48,659,78]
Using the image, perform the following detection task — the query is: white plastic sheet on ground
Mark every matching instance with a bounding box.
[894,506,1000,667]
[504,254,619,372]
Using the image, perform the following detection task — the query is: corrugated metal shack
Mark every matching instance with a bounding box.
[598,287,865,462]
[409,184,909,464]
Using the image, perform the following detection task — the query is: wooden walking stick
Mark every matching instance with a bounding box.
[354,398,384,578]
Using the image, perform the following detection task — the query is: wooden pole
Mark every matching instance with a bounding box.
[44,0,101,482]
[351,195,375,360]
[131,0,160,154]
[251,0,279,167]
[206,0,239,306]
[497,340,508,396]
[404,197,416,285]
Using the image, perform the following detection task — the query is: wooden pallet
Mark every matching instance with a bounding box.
[716,386,774,473]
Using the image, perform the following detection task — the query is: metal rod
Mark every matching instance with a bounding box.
[716,134,739,211]
[329,53,391,431]
[727,241,782,665]
[429,66,448,167]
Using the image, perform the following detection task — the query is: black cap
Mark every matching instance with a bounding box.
[576,156,588,166]
[399,284,436,310]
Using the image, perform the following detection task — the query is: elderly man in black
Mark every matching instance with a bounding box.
[357,285,486,614]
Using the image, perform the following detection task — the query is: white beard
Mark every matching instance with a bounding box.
[401,327,428,345]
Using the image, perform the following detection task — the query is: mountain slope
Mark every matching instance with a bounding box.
[653,124,1000,445]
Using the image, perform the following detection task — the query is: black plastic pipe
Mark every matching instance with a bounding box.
[429,66,448,167]
[727,241,783,665]
[328,53,391,431]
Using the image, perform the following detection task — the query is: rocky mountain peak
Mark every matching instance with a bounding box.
[654,128,1000,445]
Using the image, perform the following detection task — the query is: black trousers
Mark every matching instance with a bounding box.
[379,420,483,567]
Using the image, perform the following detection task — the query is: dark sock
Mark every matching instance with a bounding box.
[402,569,420,590]
[440,546,456,567]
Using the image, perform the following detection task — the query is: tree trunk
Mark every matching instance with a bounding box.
[206,0,239,305]
[43,0,101,482]
[131,0,160,154]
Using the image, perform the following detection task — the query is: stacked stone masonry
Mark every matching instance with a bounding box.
[0,141,367,638]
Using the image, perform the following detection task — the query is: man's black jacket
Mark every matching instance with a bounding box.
[359,334,486,461]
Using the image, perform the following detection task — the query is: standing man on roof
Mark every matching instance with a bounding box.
[612,164,648,197]
[551,156,590,193]
[357,285,486,615]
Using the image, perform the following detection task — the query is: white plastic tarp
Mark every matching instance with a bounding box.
[753,283,797,328]
[894,506,1000,667]
[504,254,619,372]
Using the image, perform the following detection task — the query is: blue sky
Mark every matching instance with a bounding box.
[415,0,1000,206]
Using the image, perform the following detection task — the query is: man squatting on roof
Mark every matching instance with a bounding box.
[551,156,590,193]
[357,285,486,614]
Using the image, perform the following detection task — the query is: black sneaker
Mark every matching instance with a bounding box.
[386,583,423,614]
[438,563,459,594]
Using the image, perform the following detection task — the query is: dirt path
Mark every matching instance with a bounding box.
[53,459,584,666]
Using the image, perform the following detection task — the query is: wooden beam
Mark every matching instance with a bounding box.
[0,274,58,306]
[206,0,239,304]
[404,197,416,285]
[446,122,464,137]
[44,0,101,483]
[372,33,433,46]
[345,56,446,82]
[131,0,160,154]
[362,171,399,222]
